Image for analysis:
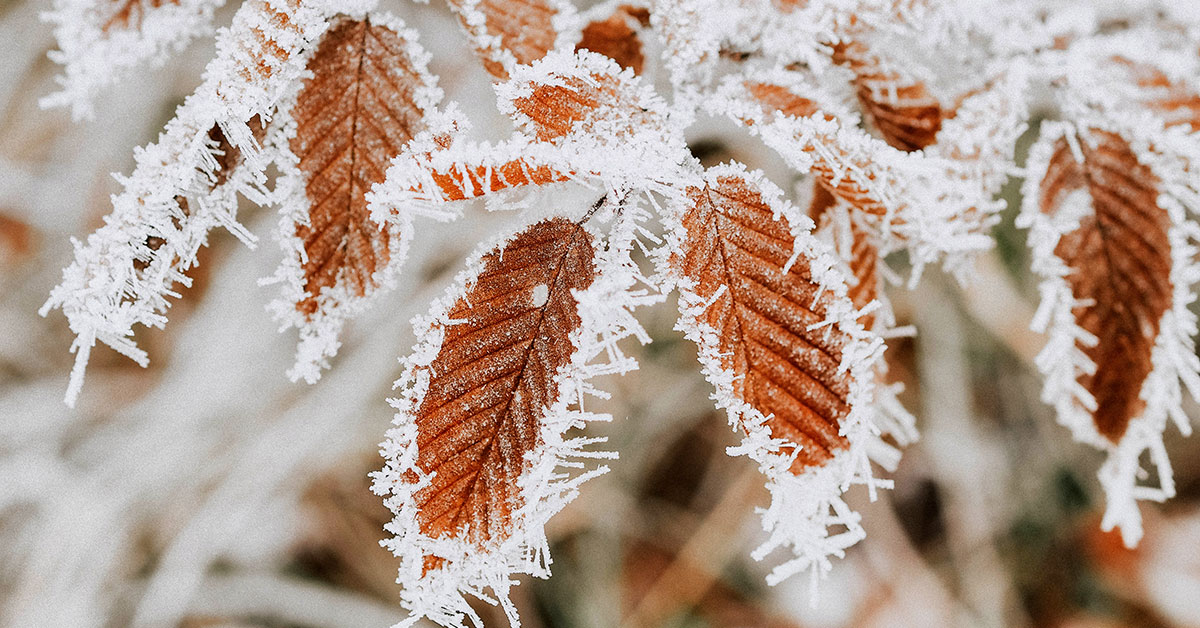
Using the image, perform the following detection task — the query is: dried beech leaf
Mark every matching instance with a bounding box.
[375,208,657,625]
[809,184,880,331]
[288,17,427,316]
[502,50,663,143]
[576,8,646,74]
[744,81,825,121]
[1111,56,1200,132]
[448,0,560,79]
[410,217,594,546]
[737,79,890,216]
[368,136,577,225]
[667,164,899,586]
[1019,119,1200,545]
[103,0,180,31]
[1038,129,1171,441]
[676,172,853,470]
[268,14,442,383]
[832,41,943,152]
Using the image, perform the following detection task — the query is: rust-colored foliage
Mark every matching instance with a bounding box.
[832,41,943,151]
[509,70,631,142]
[225,0,303,89]
[1040,129,1172,441]
[412,217,596,548]
[744,81,889,216]
[427,159,572,201]
[450,0,557,79]
[678,174,852,471]
[808,181,879,330]
[744,81,823,120]
[576,7,647,74]
[1111,56,1200,132]
[103,0,178,32]
[290,18,425,316]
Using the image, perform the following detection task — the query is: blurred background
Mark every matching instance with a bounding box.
[2,1,1200,627]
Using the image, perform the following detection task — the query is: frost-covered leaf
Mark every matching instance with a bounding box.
[1111,56,1200,132]
[574,4,648,74]
[499,49,664,143]
[1020,121,1200,544]
[42,0,223,119]
[831,40,943,152]
[665,164,898,585]
[373,207,657,627]
[368,135,575,224]
[41,0,343,405]
[447,0,564,79]
[267,14,441,383]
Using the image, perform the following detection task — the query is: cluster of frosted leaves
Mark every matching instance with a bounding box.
[1017,29,1200,544]
[363,22,908,625]
[41,0,360,406]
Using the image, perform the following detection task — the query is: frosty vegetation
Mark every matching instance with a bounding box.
[33,0,1200,626]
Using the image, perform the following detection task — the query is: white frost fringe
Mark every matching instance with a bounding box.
[1018,117,1200,546]
[662,163,910,592]
[40,0,349,406]
[371,198,661,628]
[42,0,225,120]
[263,10,443,384]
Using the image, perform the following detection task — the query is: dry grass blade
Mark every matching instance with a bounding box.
[1040,129,1172,441]
[676,173,853,471]
[412,217,596,552]
[290,17,427,316]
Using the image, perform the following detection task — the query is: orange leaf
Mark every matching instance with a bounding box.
[1039,129,1172,441]
[809,182,880,331]
[676,171,853,471]
[289,17,428,316]
[576,8,646,74]
[102,0,179,32]
[448,0,558,79]
[832,40,943,152]
[411,217,596,549]
[1111,56,1200,132]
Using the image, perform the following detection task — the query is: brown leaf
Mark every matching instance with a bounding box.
[832,41,943,152]
[744,81,824,120]
[677,173,852,471]
[223,0,305,90]
[743,81,889,216]
[808,181,879,330]
[290,17,427,316]
[1111,56,1200,131]
[449,0,558,79]
[427,158,572,201]
[103,0,179,32]
[576,9,646,74]
[1040,129,1172,441]
[412,217,596,549]
[508,66,644,142]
